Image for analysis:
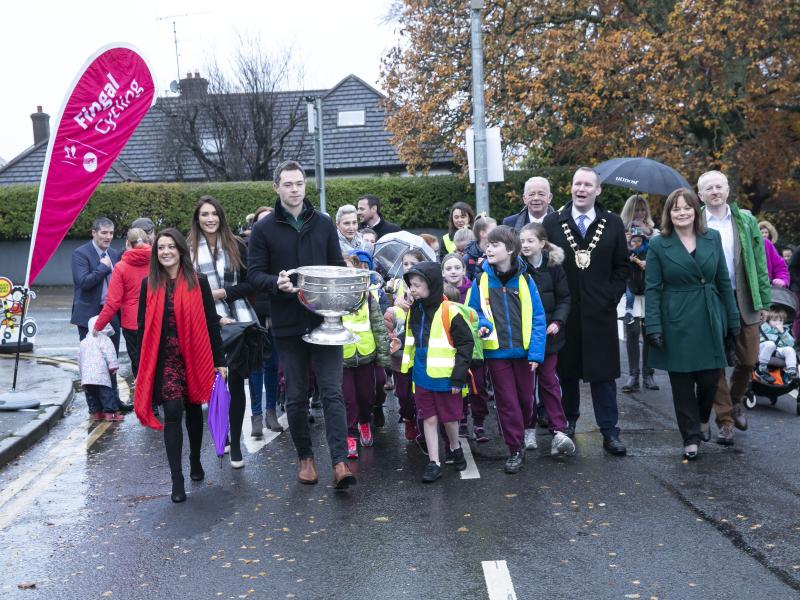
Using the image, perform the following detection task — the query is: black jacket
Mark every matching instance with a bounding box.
[136,273,225,404]
[524,246,571,355]
[543,201,630,381]
[462,240,485,282]
[247,198,345,338]
[360,217,401,240]
[502,205,556,232]
[403,261,473,388]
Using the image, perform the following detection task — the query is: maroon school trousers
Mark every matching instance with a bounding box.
[393,370,415,422]
[487,358,534,453]
[343,363,376,435]
[463,364,490,425]
[530,353,568,433]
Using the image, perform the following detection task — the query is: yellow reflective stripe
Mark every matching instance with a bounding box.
[343,303,376,358]
[478,274,499,350]
[519,275,532,351]
[443,234,456,254]
[428,337,454,349]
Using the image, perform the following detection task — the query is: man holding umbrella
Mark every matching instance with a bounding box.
[248,160,356,491]
[544,167,630,455]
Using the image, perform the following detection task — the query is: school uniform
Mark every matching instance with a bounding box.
[468,258,547,453]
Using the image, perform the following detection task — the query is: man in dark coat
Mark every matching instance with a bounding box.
[357,194,401,239]
[503,176,556,231]
[543,167,630,455]
[247,160,356,491]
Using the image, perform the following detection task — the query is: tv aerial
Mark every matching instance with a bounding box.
[157,11,212,95]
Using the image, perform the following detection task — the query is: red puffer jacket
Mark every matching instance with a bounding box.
[95,245,152,331]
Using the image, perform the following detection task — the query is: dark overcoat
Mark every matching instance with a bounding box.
[644,229,740,372]
[543,201,630,381]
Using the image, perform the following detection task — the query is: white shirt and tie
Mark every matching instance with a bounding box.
[705,205,736,290]
[571,206,597,238]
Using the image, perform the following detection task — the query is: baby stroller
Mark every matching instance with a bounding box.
[744,286,800,416]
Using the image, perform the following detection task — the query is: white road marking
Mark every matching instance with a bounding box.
[618,320,624,341]
[482,560,517,600]
[241,387,287,454]
[0,421,110,530]
[459,439,480,479]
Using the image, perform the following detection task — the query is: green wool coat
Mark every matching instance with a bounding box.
[645,229,740,373]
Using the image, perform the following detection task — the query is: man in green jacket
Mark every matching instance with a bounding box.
[699,170,771,445]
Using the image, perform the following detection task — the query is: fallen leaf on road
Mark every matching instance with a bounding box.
[374,516,390,522]
[17,583,36,589]
[457,526,469,533]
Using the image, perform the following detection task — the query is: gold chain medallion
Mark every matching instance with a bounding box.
[561,218,607,270]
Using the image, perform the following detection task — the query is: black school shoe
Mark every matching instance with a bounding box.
[504,451,525,474]
[446,445,468,471]
[422,461,442,483]
[603,436,627,456]
[373,404,385,428]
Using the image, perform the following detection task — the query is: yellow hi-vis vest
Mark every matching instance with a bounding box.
[342,301,376,359]
[442,233,456,254]
[478,272,532,351]
[400,304,458,378]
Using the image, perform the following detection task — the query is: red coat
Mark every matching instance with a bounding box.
[95,245,151,331]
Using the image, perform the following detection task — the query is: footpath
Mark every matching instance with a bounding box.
[0,355,76,466]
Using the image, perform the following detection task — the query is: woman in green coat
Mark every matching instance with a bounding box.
[645,188,739,460]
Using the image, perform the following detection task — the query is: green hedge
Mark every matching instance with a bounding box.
[0,170,634,240]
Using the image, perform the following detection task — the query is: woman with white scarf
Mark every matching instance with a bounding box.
[336,204,372,255]
[189,195,258,468]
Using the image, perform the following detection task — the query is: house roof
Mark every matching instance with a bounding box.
[0,74,453,185]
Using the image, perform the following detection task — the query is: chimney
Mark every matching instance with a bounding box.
[180,72,208,99]
[31,106,50,145]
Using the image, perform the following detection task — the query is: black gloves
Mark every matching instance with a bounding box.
[646,333,664,349]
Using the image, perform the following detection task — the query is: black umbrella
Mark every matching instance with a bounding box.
[594,157,691,196]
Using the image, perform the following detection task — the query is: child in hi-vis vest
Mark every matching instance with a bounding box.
[342,254,390,460]
[401,262,477,483]
[468,225,547,474]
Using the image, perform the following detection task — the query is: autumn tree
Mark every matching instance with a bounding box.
[381,0,800,210]
[159,38,308,181]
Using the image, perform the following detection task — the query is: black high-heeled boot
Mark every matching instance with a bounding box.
[171,476,186,503]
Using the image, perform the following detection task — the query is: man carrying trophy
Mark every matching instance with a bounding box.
[248,160,356,490]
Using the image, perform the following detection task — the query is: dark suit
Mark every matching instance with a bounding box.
[72,240,122,402]
[544,201,630,437]
[502,205,555,232]
[360,217,400,240]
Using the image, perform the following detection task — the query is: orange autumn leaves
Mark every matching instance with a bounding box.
[381,0,800,209]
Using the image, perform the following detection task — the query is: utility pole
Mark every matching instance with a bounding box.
[470,0,490,216]
[306,96,327,213]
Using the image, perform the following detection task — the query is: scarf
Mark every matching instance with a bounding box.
[194,236,257,323]
[133,272,216,430]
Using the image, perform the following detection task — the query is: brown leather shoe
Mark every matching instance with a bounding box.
[298,458,318,485]
[332,461,357,491]
[731,402,748,431]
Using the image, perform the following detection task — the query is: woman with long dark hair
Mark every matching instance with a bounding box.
[134,229,225,503]
[189,195,257,468]
[645,189,739,460]
[440,202,475,256]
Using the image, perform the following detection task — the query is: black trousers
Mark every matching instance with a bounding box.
[561,378,620,438]
[275,336,348,465]
[227,370,247,461]
[163,399,203,482]
[667,369,721,445]
[122,327,139,377]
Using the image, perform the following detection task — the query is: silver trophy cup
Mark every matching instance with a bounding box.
[286,266,384,345]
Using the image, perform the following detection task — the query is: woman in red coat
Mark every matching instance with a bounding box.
[94,227,151,376]
[134,229,226,503]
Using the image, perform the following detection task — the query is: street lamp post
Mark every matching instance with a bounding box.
[305,96,327,214]
[470,0,489,216]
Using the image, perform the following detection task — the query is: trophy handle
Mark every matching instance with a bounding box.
[367,270,384,291]
[284,269,297,277]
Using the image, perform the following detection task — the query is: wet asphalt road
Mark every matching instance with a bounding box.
[1,290,799,599]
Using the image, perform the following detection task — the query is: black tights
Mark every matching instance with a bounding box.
[228,371,246,461]
[163,399,203,482]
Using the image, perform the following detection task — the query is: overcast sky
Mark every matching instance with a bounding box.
[0,0,396,162]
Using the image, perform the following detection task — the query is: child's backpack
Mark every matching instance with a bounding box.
[440,300,484,364]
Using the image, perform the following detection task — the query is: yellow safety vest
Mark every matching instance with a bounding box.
[400,305,458,378]
[442,233,456,254]
[478,272,532,350]
[342,301,376,359]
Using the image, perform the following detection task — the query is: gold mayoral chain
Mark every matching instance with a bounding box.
[561,218,607,269]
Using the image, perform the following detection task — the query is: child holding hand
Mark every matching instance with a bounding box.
[80,315,122,422]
